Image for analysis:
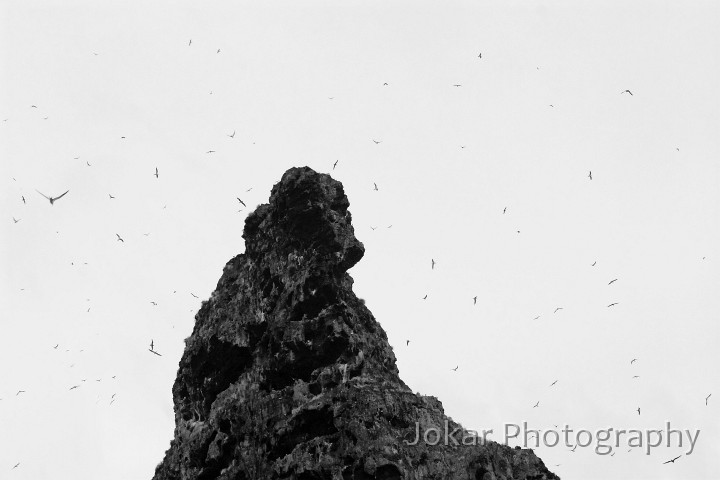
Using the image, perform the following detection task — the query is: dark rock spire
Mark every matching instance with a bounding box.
[153,166,558,480]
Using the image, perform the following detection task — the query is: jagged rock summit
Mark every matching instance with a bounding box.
[153,166,559,480]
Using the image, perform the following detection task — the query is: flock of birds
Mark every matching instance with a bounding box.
[3,36,712,477]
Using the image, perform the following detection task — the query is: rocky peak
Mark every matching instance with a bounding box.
[152,166,559,480]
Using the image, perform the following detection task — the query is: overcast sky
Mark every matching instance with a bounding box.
[1,1,719,479]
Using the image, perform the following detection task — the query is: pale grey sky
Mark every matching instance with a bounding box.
[1,1,719,478]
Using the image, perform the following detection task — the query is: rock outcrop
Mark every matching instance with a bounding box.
[153,166,559,480]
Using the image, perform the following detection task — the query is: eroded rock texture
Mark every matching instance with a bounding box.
[153,166,559,480]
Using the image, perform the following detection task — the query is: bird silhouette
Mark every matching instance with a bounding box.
[621,89,633,96]
[706,394,712,405]
[53,344,58,349]
[69,385,80,390]
[370,226,377,230]
[533,401,539,408]
[116,234,124,242]
[12,217,20,223]
[503,207,506,214]
[422,294,427,300]
[608,279,618,285]
[12,463,20,469]
[632,375,640,379]
[591,261,597,266]
[191,293,199,298]
[588,171,592,180]
[237,198,246,207]
[637,407,640,415]
[630,358,638,364]
[452,366,459,371]
[36,189,69,205]
[150,340,154,350]
[217,49,221,54]
[478,53,482,58]
[206,150,215,154]
[406,340,410,346]
[372,139,382,144]
[663,455,681,464]
[154,167,159,178]
[554,307,563,313]
[21,196,25,204]
[550,380,558,386]
[16,390,25,396]
[607,302,619,307]
[109,194,115,199]
[473,296,477,305]
[149,349,161,356]
[188,39,192,46]
[227,130,235,138]
[150,301,157,306]
[373,183,378,191]
[333,160,338,170]
[533,315,540,320]
[452,84,462,87]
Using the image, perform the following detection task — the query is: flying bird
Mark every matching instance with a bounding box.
[608,279,618,285]
[373,183,378,191]
[554,307,563,313]
[588,171,592,180]
[473,296,477,305]
[227,130,235,138]
[206,150,215,154]
[533,315,541,320]
[706,394,712,405]
[109,194,115,199]
[370,226,377,230]
[422,294,427,300]
[21,196,25,204]
[503,207,506,214]
[607,303,619,307]
[149,349,162,356]
[632,375,640,379]
[478,53,482,58]
[116,234,124,242]
[591,261,597,266]
[16,390,25,396]
[533,401,539,408]
[663,455,681,464]
[637,407,640,415]
[452,366,459,371]
[406,340,410,346]
[188,39,192,46]
[333,160,338,170]
[372,139,382,144]
[237,198,246,207]
[12,463,20,469]
[621,89,633,96]
[36,189,69,205]
[630,358,638,364]
[431,259,435,269]
[550,380,558,386]
[452,84,462,87]
[217,49,220,53]
[12,217,20,223]
[190,293,199,298]
[69,385,80,390]
[154,167,159,178]
[150,301,157,306]
[31,105,37,108]
[53,344,58,349]
[150,340,154,350]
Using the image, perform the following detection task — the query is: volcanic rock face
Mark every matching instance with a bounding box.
[153,167,559,480]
